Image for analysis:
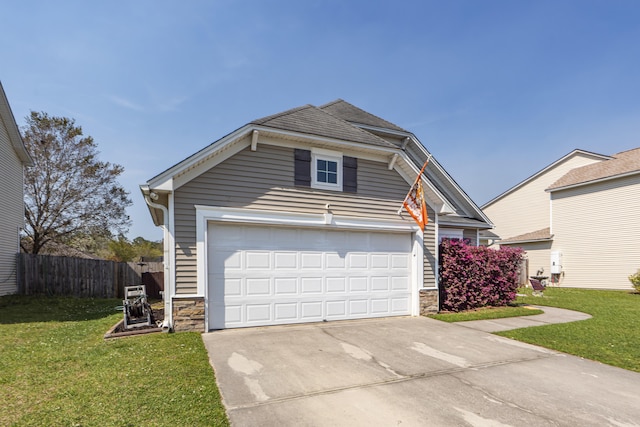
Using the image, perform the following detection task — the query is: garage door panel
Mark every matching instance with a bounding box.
[350,299,368,315]
[224,305,242,324]
[246,278,270,296]
[391,297,410,312]
[391,254,409,269]
[326,253,345,268]
[300,301,323,319]
[326,300,347,317]
[274,252,297,269]
[392,277,409,291]
[217,250,241,269]
[371,254,389,268]
[246,304,271,323]
[224,278,242,296]
[326,277,346,292]
[348,253,368,268]
[371,277,389,291]
[246,252,270,269]
[301,253,323,269]
[274,277,297,294]
[371,299,390,313]
[275,302,297,320]
[208,223,413,329]
[301,277,322,293]
[349,277,367,292]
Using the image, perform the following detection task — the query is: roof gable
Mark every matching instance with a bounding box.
[548,147,640,191]
[319,99,407,133]
[251,104,395,148]
[0,82,32,165]
[143,99,492,229]
[482,149,610,208]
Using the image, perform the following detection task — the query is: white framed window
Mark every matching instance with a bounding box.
[311,148,343,191]
[439,228,463,242]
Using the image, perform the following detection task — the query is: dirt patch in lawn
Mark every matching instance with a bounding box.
[104,307,164,339]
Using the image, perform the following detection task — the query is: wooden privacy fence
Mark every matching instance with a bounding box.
[16,254,164,299]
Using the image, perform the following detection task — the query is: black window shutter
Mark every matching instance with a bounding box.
[343,156,357,193]
[294,149,311,187]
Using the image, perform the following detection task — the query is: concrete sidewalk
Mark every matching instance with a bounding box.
[454,305,592,332]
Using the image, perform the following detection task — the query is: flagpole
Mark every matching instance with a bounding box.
[397,154,432,214]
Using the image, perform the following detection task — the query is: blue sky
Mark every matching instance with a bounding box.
[2,0,639,240]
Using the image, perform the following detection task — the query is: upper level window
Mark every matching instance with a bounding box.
[311,148,342,191]
[317,159,338,184]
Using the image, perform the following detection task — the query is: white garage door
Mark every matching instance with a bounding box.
[207,223,413,329]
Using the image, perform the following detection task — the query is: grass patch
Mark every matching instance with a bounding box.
[498,287,640,373]
[0,295,229,426]
[428,304,543,322]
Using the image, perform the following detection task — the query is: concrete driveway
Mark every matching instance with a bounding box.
[202,317,640,426]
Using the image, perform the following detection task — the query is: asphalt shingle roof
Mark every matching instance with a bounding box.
[500,228,553,244]
[548,147,640,190]
[250,103,396,148]
[319,99,408,132]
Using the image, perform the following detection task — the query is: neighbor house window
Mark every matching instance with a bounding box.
[311,148,343,191]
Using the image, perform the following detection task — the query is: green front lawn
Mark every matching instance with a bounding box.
[500,287,640,373]
[0,296,229,427]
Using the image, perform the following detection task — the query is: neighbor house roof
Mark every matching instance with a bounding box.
[547,147,640,191]
[0,81,32,165]
[482,149,610,209]
[500,227,553,245]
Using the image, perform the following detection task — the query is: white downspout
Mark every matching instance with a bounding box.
[143,191,173,331]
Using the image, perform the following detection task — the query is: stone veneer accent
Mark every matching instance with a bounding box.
[419,288,439,315]
[172,298,205,332]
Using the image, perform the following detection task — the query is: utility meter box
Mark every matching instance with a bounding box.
[550,251,563,274]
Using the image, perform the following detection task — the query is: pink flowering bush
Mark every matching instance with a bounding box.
[439,239,524,312]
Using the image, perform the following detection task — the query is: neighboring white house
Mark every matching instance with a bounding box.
[483,148,640,290]
[0,82,32,295]
[142,100,493,331]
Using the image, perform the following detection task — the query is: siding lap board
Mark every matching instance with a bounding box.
[551,175,640,289]
[0,121,24,295]
[173,145,432,294]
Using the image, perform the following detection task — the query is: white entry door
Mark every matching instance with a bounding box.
[207,223,413,329]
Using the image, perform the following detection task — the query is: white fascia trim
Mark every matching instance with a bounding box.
[257,134,392,164]
[253,125,399,154]
[167,193,176,324]
[196,205,419,232]
[411,228,424,316]
[431,212,440,290]
[173,139,251,190]
[147,125,252,190]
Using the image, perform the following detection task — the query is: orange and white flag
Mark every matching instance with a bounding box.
[401,156,431,230]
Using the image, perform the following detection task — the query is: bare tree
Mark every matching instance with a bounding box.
[21,111,131,254]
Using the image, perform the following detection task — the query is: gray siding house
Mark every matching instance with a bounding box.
[0,82,32,295]
[142,100,492,331]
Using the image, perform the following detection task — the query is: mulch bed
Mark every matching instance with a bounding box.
[104,307,164,339]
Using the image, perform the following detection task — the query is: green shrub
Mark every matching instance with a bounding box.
[629,270,640,292]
